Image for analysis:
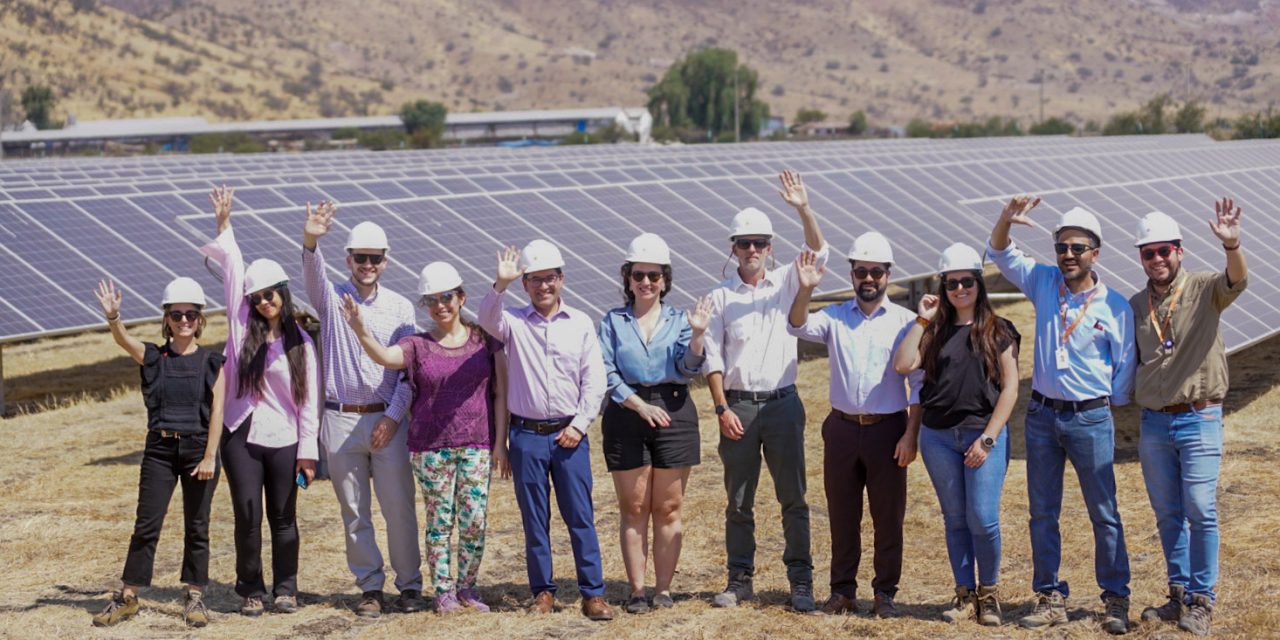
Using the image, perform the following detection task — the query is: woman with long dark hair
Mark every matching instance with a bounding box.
[90,277,225,629]
[199,186,319,617]
[341,261,508,615]
[894,243,1019,626]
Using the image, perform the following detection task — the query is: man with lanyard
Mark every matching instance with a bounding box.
[478,239,613,621]
[1129,202,1246,636]
[787,232,923,619]
[301,204,425,617]
[988,197,1136,635]
[705,170,827,612]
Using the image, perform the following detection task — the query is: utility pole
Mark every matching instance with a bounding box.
[734,65,741,143]
[1038,68,1045,124]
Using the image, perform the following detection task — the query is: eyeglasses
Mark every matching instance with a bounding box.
[943,277,978,291]
[630,270,663,283]
[734,238,771,251]
[524,273,562,287]
[421,291,458,307]
[1141,246,1176,261]
[350,253,385,265]
[1054,242,1095,256]
[167,310,200,322]
[248,287,283,306]
[852,267,887,280]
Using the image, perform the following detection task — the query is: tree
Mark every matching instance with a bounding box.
[21,85,55,130]
[848,110,867,135]
[1174,101,1206,134]
[646,48,769,141]
[794,108,826,126]
[399,100,447,148]
[1029,117,1076,135]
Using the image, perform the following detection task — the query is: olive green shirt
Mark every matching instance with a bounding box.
[1130,269,1248,410]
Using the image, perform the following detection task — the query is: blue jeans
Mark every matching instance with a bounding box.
[1139,406,1223,602]
[1024,400,1130,600]
[919,425,1009,589]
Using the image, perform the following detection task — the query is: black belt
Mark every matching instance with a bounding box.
[726,384,796,403]
[1157,400,1221,414]
[511,415,573,435]
[631,383,687,401]
[1032,390,1109,412]
[324,401,387,414]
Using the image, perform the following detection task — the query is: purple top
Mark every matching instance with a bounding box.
[399,328,502,452]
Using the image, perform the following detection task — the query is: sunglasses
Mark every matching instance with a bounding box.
[1141,246,1176,261]
[167,310,201,322]
[734,238,771,250]
[248,287,284,306]
[524,273,562,287]
[943,277,978,291]
[422,291,458,307]
[350,253,385,265]
[630,270,663,283]
[1054,242,1095,256]
[852,267,887,280]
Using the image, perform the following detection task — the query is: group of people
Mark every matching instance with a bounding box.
[89,171,1245,637]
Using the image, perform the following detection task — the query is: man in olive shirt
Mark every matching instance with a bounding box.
[1128,199,1247,637]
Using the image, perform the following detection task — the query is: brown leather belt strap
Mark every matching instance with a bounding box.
[324,401,388,414]
[1157,400,1222,414]
[832,409,903,426]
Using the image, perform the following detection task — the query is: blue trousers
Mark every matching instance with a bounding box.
[1024,401,1130,600]
[919,425,1009,589]
[1139,406,1223,602]
[509,427,605,598]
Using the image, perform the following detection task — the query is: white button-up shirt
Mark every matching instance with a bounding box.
[704,242,829,392]
[787,299,922,414]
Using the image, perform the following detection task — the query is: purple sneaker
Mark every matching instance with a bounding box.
[435,590,463,615]
[458,588,490,613]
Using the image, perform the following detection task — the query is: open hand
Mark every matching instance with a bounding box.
[339,293,365,333]
[495,246,524,288]
[304,201,336,243]
[1000,195,1041,227]
[687,296,713,334]
[1209,196,1242,247]
[95,279,122,319]
[209,185,235,231]
[795,249,825,289]
[778,169,809,211]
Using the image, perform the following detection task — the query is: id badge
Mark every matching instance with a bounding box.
[1055,346,1070,370]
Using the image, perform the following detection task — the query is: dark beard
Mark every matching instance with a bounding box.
[856,285,884,302]
[1150,265,1180,289]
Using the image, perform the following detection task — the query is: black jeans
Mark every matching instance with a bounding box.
[221,417,300,598]
[122,430,219,587]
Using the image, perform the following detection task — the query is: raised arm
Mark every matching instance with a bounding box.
[682,296,712,367]
[95,279,146,365]
[301,200,338,310]
[787,250,823,330]
[1209,196,1247,287]
[989,194,1040,251]
[894,294,938,374]
[478,246,523,341]
[778,170,826,251]
[198,186,248,356]
[339,293,407,369]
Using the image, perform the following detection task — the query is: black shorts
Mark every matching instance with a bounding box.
[601,384,701,471]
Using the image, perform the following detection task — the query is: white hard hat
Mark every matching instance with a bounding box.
[244,258,290,295]
[847,231,895,265]
[728,207,774,239]
[161,277,205,307]
[344,221,390,251]
[518,239,566,272]
[418,261,463,296]
[624,232,671,265]
[938,243,984,274]
[1056,206,1104,246]
[1133,211,1182,247]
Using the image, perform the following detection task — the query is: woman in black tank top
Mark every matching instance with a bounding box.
[89,277,226,629]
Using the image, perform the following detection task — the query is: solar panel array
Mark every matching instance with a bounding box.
[1,135,1277,354]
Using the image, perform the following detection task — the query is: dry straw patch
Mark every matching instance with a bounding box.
[1,300,1277,638]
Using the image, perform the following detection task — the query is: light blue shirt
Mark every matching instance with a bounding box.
[987,240,1136,405]
[787,300,923,415]
[598,304,706,405]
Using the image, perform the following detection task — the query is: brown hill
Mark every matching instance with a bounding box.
[5,0,1279,128]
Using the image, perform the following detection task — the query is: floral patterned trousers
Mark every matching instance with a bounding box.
[410,447,491,594]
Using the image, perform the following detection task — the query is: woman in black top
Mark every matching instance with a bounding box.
[90,277,226,629]
[894,243,1019,627]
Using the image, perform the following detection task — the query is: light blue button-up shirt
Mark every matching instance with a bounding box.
[987,240,1136,405]
[598,304,706,405]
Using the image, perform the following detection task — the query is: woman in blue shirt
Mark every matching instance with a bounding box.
[599,233,712,614]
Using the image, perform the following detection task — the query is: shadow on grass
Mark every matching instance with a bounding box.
[87,450,146,466]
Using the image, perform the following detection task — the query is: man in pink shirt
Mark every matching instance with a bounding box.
[477,239,612,621]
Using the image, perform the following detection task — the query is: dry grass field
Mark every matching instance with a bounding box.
[1,298,1278,639]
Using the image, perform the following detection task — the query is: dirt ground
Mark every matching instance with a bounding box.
[1,298,1278,639]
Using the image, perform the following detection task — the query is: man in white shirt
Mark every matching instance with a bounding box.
[704,170,827,612]
[787,232,923,619]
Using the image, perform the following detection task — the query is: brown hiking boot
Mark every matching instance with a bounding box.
[941,586,974,623]
[183,590,209,628]
[528,591,556,614]
[1018,590,1067,628]
[1141,584,1186,622]
[976,584,1002,627]
[712,571,753,608]
[818,593,857,615]
[1102,595,1130,635]
[872,591,898,618]
[92,591,139,627]
[239,596,264,617]
[581,596,613,621]
[1177,594,1213,636]
[355,590,383,618]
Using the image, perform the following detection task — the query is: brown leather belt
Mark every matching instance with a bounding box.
[324,401,387,414]
[1157,400,1221,414]
[833,409,903,426]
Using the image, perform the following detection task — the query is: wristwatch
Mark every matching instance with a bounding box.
[980,435,996,450]
[715,404,729,416]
